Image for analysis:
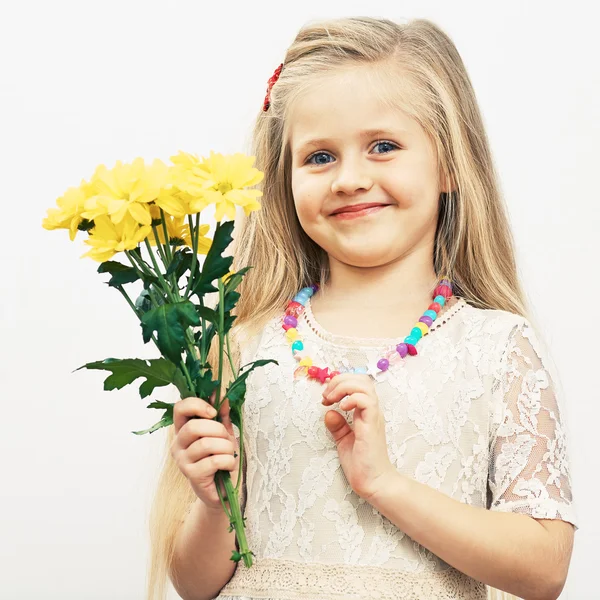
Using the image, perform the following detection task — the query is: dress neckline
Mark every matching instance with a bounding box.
[300,295,467,348]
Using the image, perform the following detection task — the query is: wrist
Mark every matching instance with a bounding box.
[363,467,408,509]
[198,497,230,519]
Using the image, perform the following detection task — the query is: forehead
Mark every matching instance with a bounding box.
[288,66,419,152]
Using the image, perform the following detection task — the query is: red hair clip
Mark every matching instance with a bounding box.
[263,63,284,112]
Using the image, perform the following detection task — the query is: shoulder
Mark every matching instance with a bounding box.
[459,300,558,385]
[457,298,531,340]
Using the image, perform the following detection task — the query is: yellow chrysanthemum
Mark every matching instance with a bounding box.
[81,213,152,262]
[170,150,264,221]
[168,151,215,205]
[154,185,194,218]
[42,179,97,240]
[147,205,212,254]
[81,157,169,226]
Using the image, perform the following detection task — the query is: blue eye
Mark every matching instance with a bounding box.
[305,141,399,165]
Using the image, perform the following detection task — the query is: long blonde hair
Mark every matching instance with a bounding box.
[147,16,528,600]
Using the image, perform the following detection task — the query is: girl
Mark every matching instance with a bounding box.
[149,16,578,600]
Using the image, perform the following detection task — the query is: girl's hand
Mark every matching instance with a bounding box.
[170,391,240,512]
[322,373,395,501]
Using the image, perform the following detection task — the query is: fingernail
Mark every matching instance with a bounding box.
[209,407,217,416]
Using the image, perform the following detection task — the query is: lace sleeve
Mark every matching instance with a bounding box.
[488,319,578,530]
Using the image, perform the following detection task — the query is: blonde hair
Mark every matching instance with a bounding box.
[147,16,529,600]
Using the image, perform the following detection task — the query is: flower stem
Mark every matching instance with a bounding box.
[159,209,173,263]
[216,470,253,568]
[214,277,226,412]
[225,332,238,380]
[143,239,178,303]
[124,250,195,395]
[184,213,200,300]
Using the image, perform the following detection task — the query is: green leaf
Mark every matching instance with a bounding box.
[134,289,152,313]
[132,400,174,435]
[195,368,219,401]
[166,247,193,281]
[224,266,252,295]
[225,359,278,430]
[97,261,140,287]
[73,357,191,399]
[223,290,240,313]
[140,301,200,365]
[195,305,218,325]
[192,221,235,296]
[230,550,242,562]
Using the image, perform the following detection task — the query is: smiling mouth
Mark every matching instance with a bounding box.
[330,204,391,220]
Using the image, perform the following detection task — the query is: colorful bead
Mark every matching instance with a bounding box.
[294,350,308,361]
[419,315,433,327]
[294,366,309,378]
[285,327,298,341]
[428,302,442,313]
[410,327,423,341]
[435,284,453,299]
[285,301,304,318]
[284,279,453,384]
[385,350,403,365]
[315,367,330,383]
[396,343,408,358]
[283,315,298,327]
[415,322,429,335]
[293,293,311,305]
[377,358,390,371]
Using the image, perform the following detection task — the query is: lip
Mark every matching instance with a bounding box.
[330,203,391,220]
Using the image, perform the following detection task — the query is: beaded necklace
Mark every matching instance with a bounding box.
[282,279,454,384]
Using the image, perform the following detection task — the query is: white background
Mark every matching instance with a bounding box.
[1,1,598,598]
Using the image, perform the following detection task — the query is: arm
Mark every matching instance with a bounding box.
[368,318,576,600]
[170,498,238,600]
[366,471,573,600]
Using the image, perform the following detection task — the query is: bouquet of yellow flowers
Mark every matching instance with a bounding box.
[42,150,275,568]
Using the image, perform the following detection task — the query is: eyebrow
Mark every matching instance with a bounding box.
[293,128,406,156]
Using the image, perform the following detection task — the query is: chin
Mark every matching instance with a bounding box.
[328,245,402,269]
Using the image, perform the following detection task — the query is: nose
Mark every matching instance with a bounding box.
[330,155,373,195]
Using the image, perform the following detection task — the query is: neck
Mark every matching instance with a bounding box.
[317,253,442,313]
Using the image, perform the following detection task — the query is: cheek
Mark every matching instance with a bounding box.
[292,175,322,222]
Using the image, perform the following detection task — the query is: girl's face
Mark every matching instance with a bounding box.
[289,67,447,270]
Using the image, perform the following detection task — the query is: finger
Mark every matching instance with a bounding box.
[337,392,373,413]
[324,409,353,443]
[321,372,352,398]
[322,377,374,406]
[173,394,218,434]
[186,454,237,480]
[177,419,230,451]
[186,436,236,464]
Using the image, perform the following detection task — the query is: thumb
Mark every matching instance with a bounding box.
[324,410,352,443]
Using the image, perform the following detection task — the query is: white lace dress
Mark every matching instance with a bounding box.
[214,297,578,600]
